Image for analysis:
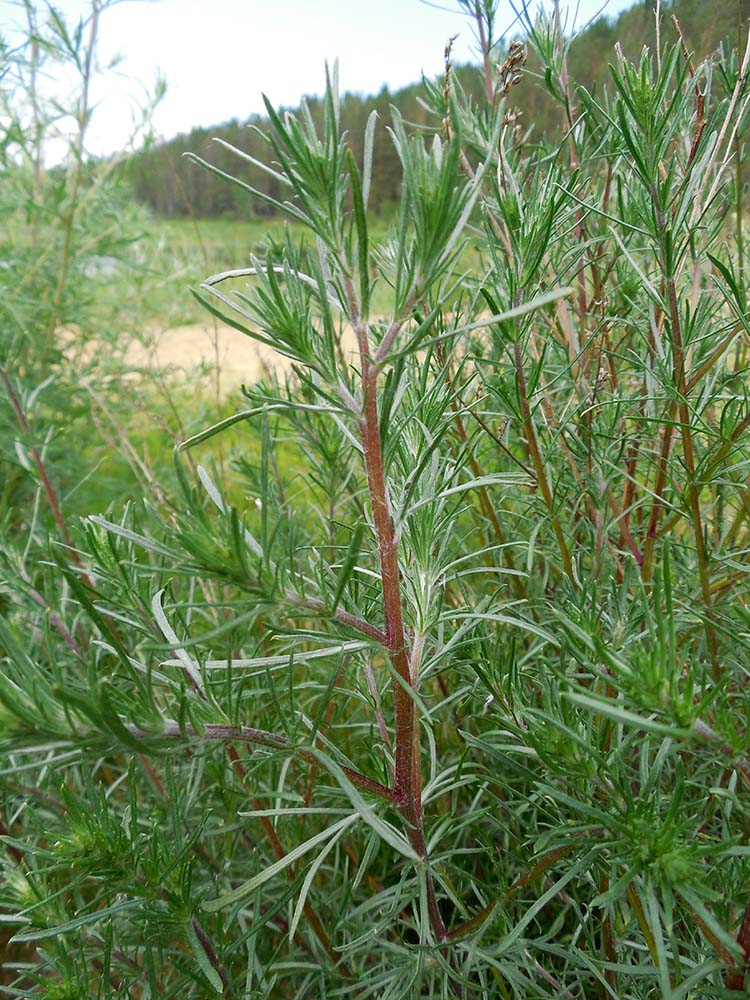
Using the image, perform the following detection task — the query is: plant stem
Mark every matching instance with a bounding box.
[1,369,71,547]
[359,368,420,800]
[512,342,577,588]
[23,0,43,254]
[474,1,495,106]
[342,261,449,942]
[127,720,396,803]
[289,594,388,645]
[725,900,750,991]
[1,368,95,589]
[17,568,84,656]
[663,261,719,674]
[641,414,676,583]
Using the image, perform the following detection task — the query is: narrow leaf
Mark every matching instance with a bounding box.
[203,813,357,911]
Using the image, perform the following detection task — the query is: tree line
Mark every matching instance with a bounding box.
[127,0,750,219]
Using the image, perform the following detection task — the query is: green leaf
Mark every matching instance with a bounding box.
[97,680,151,752]
[186,918,224,993]
[499,849,600,952]
[12,900,140,943]
[306,748,419,861]
[362,109,378,207]
[708,252,742,307]
[183,152,311,226]
[87,517,178,560]
[288,813,358,940]
[152,589,203,691]
[166,639,369,672]
[347,147,370,316]
[566,692,692,738]
[203,813,358,912]
[331,523,364,613]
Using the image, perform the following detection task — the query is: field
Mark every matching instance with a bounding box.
[106,217,383,389]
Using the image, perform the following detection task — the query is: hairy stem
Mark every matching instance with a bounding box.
[127,720,396,802]
[342,260,449,941]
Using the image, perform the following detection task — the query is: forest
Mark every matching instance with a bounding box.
[128,0,750,218]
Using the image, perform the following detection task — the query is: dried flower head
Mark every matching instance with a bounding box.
[498,39,527,96]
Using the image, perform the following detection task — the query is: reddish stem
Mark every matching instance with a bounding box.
[513,343,577,588]
[129,720,396,803]
[663,258,718,674]
[359,366,414,804]
[725,902,750,991]
[1,368,92,586]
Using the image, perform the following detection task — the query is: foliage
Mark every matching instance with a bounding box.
[3,1,750,998]
[0,0,245,539]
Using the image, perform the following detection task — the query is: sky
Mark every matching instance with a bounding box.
[2,0,637,157]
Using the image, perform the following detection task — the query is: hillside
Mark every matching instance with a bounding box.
[128,0,750,218]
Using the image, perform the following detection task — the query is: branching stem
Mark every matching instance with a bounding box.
[127,720,397,802]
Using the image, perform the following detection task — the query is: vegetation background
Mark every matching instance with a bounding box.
[2,0,750,997]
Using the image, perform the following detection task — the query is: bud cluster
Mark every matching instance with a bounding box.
[498,40,527,96]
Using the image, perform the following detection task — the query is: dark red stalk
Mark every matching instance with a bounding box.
[359,366,414,805]
[290,594,388,645]
[129,720,396,803]
[359,368,451,946]
[1,368,95,590]
[725,902,750,991]
[341,261,450,943]
[19,572,84,656]
[1,369,73,549]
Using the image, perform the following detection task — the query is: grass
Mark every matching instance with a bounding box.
[122,214,471,327]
